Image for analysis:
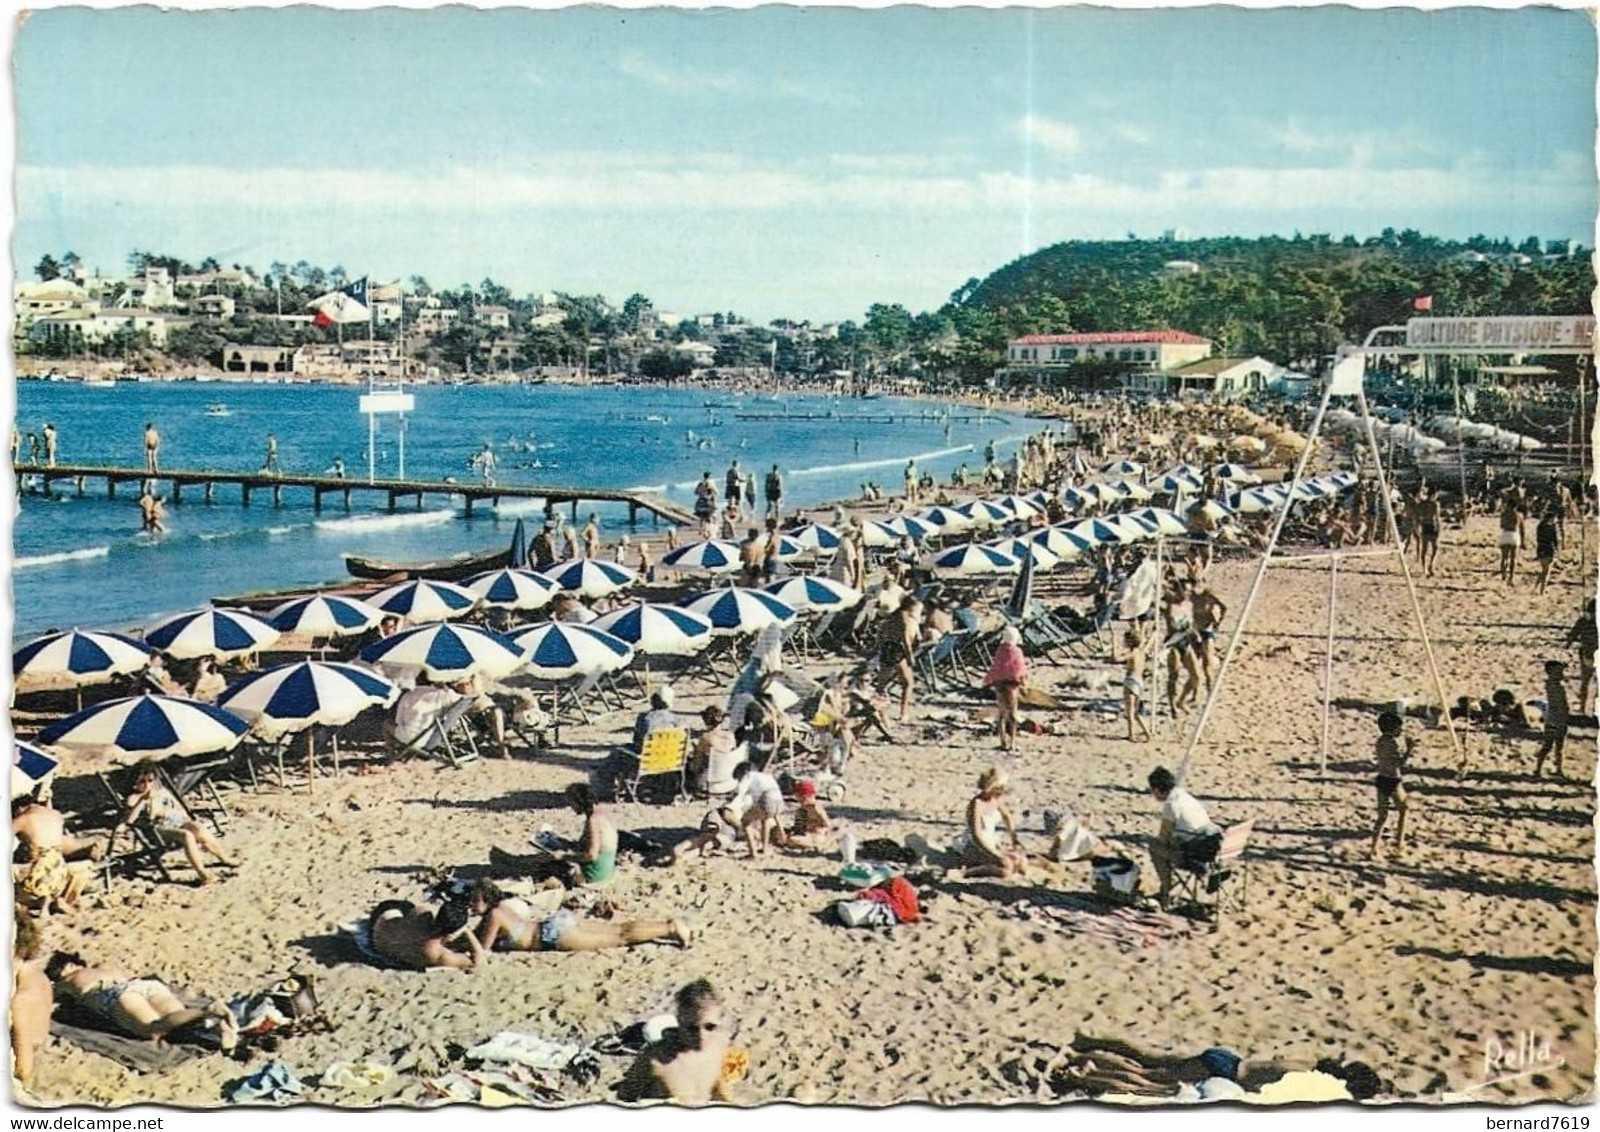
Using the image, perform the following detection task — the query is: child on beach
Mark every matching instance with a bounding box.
[1533,660,1570,779]
[1123,629,1152,742]
[783,780,833,851]
[1369,711,1416,860]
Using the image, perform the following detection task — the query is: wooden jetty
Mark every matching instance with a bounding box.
[12,462,696,527]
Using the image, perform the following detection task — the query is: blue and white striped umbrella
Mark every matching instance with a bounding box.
[862,515,934,548]
[925,542,1019,577]
[540,558,638,599]
[1032,524,1096,561]
[1102,478,1154,502]
[14,741,59,798]
[1100,458,1144,477]
[661,539,742,574]
[1211,462,1261,485]
[509,622,635,678]
[37,694,249,758]
[591,602,715,657]
[1229,486,1284,514]
[1067,517,1139,545]
[763,575,863,611]
[787,523,842,552]
[956,500,1011,528]
[1060,486,1094,513]
[917,506,974,534]
[14,629,152,688]
[1106,513,1159,542]
[370,579,480,622]
[1327,470,1359,489]
[991,494,1043,519]
[1129,507,1191,537]
[1289,480,1332,503]
[360,622,528,681]
[1156,465,1205,493]
[265,594,384,638]
[463,568,561,612]
[145,608,281,661]
[770,534,807,560]
[680,587,797,636]
[218,660,399,740]
[986,537,1061,571]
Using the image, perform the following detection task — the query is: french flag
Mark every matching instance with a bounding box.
[1413,294,1433,312]
[309,277,371,326]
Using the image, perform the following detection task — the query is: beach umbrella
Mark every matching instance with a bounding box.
[1105,513,1159,542]
[265,594,384,638]
[1031,524,1096,561]
[1154,468,1204,494]
[14,742,59,799]
[13,629,152,689]
[786,523,842,552]
[1060,486,1095,513]
[360,622,528,682]
[370,579,480,622]
[925,542,1019,576]
[507,518,529,570]
[1068,517,1139,546]
[955,500,1011,528]
[145,608,281,661]
[1099,458,1144,477]
[1211,462,1261,485]
[1327,470,1359,489]
[769,534,808,560]
[679,587,797,635]
[1289,480,1332,503]
[1229,488,1278,515]
[508,622,635,678]
[591,603,714,657]
[991,494,1043,519]
[463,568,561,612]
[217,660,399,740]
[37,694,248,759]
[917,505,974,534]
[541,558,638,599]
[661,539,742,574]
[880,515,934,540]
[1103,478,1153,502]
[987,536,1061,571]
[1129,507,1191,537]
[762,575,863,612]
[860,519,909,549]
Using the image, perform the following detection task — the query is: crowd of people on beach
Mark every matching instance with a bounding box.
[10,387,1597,1106]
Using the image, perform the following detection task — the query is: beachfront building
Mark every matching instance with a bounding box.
[1004,329,1213,386]
[1154,355,1288,398]
[191,294,236,320]
[221,343,295,375]
[13,280,100,328]
[27,308,191,347]
[413,305,460,335]
[476,304,512,329]
[116,267,177,310]
[674,340,718,369]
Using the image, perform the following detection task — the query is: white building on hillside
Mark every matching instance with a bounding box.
[1006,330,1213,382]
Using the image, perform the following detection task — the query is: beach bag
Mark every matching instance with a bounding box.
[1092,856,1141,896]
[834,899,896,928]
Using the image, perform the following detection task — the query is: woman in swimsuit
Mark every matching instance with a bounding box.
[564,784,619,887]
[117,764,236,886]
[469,881,690,953]
[873,595,922,723]
[45,952,237,1049]
[982,626,1028,752]
[961,768,1029,878]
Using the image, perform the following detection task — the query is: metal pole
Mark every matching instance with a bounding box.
[367,411,376,484]
[1450,360,1470,526]
[398,414,407,480]
[1579,355,1591,578]
[1356,387,1464,771]
[1180,377,1335,779]
[1319,554,1340,774]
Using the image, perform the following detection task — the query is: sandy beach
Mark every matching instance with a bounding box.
[17,502,1594,1108]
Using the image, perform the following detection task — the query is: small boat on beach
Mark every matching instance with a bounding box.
[343,546,510,582]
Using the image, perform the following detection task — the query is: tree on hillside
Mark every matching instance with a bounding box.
[622,293,652,333]
[34,255,60,282]
[638,348,693,380]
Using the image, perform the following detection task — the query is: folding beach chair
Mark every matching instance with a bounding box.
[162,751,236,831]
[387,698,480,769]
[1169,819,1254,925]
[617,727,690,804]
[914,631,973,694]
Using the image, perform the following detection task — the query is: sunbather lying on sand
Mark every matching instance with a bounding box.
[1061,1032,1381,1101]
[368,898,485,971]
[469,880,691,952]
[616,979,736,1105]
[45,952,238,1050]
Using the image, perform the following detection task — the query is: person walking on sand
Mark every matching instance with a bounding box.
[1369,711,1415,860]
[1533,660,1570,779]
[1533,500,1561,593]
[764,464,784,521]
[1497,489,1526,585]
[1565,599,1596,714]
[982,626,1028,752]
[263,431,281,476]
[582,513,601,559]
[143,422,160,473]
[1190,582,1228,694]
[1413,483,1441,577]
[725,460,743,517]
[1123,629,1153,742]
[41,423,57,467]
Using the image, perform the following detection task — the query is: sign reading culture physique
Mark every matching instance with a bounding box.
[1406,316,1596,351]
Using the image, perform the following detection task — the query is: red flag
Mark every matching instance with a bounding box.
[313,309,335,328]
[1413,294,1433,312]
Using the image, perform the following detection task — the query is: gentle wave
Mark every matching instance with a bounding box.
[790,443,976,478]
[15,545,111,569]
[490,499,551,516]
[313,510,459,534]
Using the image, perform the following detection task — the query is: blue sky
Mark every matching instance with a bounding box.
[14,5,1596,322]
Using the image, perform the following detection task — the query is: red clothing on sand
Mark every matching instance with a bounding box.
[862,876,920,924]
[983,642,1028,688]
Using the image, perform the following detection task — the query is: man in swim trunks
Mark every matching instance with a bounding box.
[369,899,484,971]
[1413,483,1441,577]
[143,422,160,473]
[1189,582,1228,695]
[616,979,736,1104]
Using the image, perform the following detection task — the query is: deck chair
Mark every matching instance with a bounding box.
[93,772,184,885]
[618,727,690,804]
[388,698,480,769]
[914,631,972,694]
[1169,819,1254,924]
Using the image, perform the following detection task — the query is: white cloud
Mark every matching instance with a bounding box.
[618,51,740,94]
[1258,118,1447,167]
[1015,114,1082,156]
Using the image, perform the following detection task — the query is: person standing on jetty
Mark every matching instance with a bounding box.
[143,422,160,473]
[41,423,57,467]
[264,431,281,476]
[764,464,784,520]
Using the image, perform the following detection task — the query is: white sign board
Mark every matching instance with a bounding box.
[1406,316,1596,351]
[1327,355,1365,395]
[359,391,415,415]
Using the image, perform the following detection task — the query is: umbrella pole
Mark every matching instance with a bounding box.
[305,730,315,794]
[1319,554,1340,775]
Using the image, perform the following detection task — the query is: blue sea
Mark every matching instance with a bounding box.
[11,382,1024,638]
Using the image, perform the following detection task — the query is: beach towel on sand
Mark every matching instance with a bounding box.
[50,993,219,1074]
